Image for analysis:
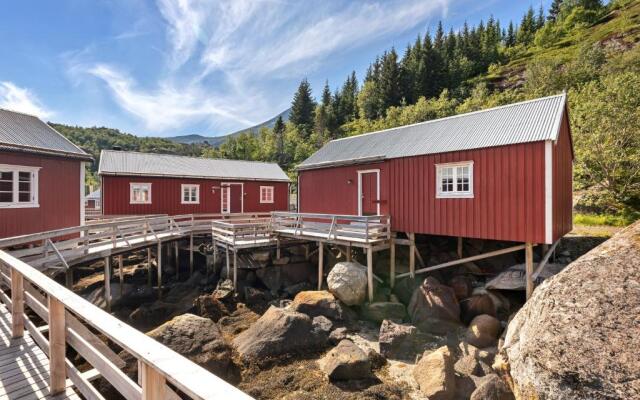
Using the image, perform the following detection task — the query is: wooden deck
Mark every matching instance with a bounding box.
[0,305,79,400]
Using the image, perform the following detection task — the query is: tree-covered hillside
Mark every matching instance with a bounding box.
[209,0,640,219]
[50,124,208,188]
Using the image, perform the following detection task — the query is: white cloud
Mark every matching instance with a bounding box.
[0,82,53,119]
[80,0,450,133]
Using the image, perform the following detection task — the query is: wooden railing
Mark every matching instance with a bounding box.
[270,212,391,244]
[0,249,252,400]
[211,218,273,248]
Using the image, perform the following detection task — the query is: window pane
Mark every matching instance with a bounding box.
[0,192,11,202]
[19,181,30,192]
[0,171,12,181]
[18,172,30,181]
[18,192,30,202]
[0,181,11,191]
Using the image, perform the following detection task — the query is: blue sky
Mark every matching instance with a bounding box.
[0,0,550,138]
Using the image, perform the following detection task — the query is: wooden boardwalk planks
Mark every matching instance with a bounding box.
[0,305,78,400]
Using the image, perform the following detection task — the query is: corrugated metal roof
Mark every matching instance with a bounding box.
[298,93,567,170]
[99,150,290,182]
[0,108,92,160]
[86,189,101,199]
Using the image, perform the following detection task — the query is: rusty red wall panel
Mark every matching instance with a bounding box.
[299,142,548,243]
[0,151,81,238]
[102,175,288,216]
[552,112,574,241]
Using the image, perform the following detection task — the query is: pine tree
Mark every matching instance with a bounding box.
[506,21,516,46]
[517,7,536,45]
[290,78,316,138]
[548,0,563,21]
[272,115,285,164]
[536,5,545,29]
[321,80,331,108]
[378,48,402,112]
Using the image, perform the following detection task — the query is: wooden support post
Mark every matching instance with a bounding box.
[525,242,534,300]
[140,361,166,400]
[10,269,24,338]
[174,241,179,280]
[104,256,111,312]
[346,244,352,262]
[367,247,374,302]
[390,240,396,289]
[305,244,310,261]
[457,237,463,259]
[118,255,124,298]
[409,233,416,279]
[225,247,230,280]
[48,295,66,395]
[157,242,162,297]
[318,242,323,290]
[65,268,73,289]
[146,248,152,288]
[233,251,238,290]
[189,233,194,276]
[276,237,281,260]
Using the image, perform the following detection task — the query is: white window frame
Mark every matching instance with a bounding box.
[181,184,200,204]
[435,161,474,199]
[357,169,380,216]
[129,182,152,204]
[260,186,274,204]
[0,164,40,209]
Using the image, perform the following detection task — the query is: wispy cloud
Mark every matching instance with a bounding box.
[79,0,450,134]
[0,82,53,119]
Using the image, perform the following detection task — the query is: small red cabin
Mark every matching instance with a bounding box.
[0,109,92,239]
[297,94,573,245]
[99,150,290,216]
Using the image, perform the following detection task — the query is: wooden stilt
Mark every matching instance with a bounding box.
[305,244,310,261]
[390,239,396,288]
[457,237,463,258]
[276,237,281,260]
[174,241,179,280]
[118,255,124,297]
[189,233,194,276]
[346,244,352,262]
[157,242,162,298]
[65,268,73,289]
[147,247,152,288]
[233,251,238,290]
[104,256,111,312]
[409,233,415,279]
[366,247,374,302]
[318,242,323,290]
[226,247,230,280]
[10,269,24,338]
[48,296,66,395]
[525,242,534,300]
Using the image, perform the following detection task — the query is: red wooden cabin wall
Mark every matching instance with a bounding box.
[0,151,81,238]
[552,113,574,241]
[101,175,289,216]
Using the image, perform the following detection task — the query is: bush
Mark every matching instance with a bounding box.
[574,213,635,227]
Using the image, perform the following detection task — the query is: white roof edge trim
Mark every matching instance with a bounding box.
[99,171,290,182]
[99,149,283,166]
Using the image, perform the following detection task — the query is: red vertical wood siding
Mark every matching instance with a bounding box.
[101,175,288,216]
[299,141,551,243]
[0,151,81,238]
[552,112,573,241]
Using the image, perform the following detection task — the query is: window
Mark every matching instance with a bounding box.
[260,186,274,204]
[0,164,39,208]
[436,161,473,198]
[130,183,151,204]
[181,184,199,204]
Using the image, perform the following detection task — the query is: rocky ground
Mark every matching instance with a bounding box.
[66,233,607,399]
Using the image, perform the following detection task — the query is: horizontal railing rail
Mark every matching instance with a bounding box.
[0,249,252,400]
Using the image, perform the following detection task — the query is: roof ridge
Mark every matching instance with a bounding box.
[330,93,566,143]
[100,149,281,166]
[0,107,42,119]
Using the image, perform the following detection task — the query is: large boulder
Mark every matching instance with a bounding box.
[461,294,497,324]
[318,339,372,380]
[193,293,229,322]
[413,346,456,400]
[232,306,327,362]
[470,374,514,400]
[466,314,501,348]
[326,262,368,306]
[407,277,461,334]
[378,320,418,360]
[147,314,234,380]
[361,301,406,323]
[291,290,342,320]
[503,222,640,400]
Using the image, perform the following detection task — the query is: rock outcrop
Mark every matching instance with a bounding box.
[232,306,328,362]
[326,262,368,306]
[503,221,640,400]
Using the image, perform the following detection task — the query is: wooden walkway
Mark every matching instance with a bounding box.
[0,305,79,400]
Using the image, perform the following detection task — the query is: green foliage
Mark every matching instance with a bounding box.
[289,78,316,137]
[574,213,635,227]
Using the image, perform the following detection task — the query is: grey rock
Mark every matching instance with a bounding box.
[318,339,372,380]
[361,301,406,323]
[328,327,348,345]
[291,290,343,320]
[326,262,368,306]
[470,374,514,400]
[378,320,418,360]
[408,277,461,335]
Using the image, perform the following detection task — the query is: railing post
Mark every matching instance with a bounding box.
[140,361,166,400]
[10,268,24,338]
[48,295,66,395]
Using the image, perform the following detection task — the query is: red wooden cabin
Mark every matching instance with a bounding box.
[99,150,290,216]
[0,109,92,239]
[297,94,573,245]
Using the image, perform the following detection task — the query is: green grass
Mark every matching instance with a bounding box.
[574,213,635,227]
